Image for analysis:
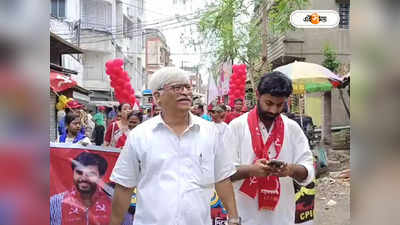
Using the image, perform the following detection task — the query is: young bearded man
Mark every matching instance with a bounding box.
[109,67,241,225]
[50,152,110,225]
[225,71,314,225]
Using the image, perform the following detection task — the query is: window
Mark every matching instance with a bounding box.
[51,0,66,18]
[339,3,350,29]
[81,0,112,32]
[123,16,134,39]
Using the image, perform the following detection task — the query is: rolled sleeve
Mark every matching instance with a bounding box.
[110,133,141,188]
[214,127,236,183]
[292,128,315,186]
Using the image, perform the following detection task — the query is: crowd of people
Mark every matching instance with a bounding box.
[56,102,145,149]
[56,90,248,151]
[53,66,315,225]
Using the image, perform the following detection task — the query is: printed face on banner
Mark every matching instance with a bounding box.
[73,165,101,194]
[50,147,123,225]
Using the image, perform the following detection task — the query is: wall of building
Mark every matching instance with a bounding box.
[281,0,351,126]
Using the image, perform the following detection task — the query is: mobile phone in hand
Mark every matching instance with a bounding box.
[268,159,285,168]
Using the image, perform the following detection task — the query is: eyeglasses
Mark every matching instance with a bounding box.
[159,84,192,93]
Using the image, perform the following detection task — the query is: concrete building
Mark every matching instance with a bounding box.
[144,28,171,87]
[50,32,88,142]
[50,0,145,105]
[265,0,351,127]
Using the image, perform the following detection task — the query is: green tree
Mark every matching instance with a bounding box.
[322,44,350,118]
[322,44,340,72]
[184,0,308,104]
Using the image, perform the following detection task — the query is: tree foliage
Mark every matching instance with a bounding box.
[185,0,308,104]
[322,44,340,73]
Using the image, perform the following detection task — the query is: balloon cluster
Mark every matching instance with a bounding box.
[228,64,247,107]
[105,58,136,106]
[56,95,73,111]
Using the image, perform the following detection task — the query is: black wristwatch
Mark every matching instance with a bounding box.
[227,217,242,225]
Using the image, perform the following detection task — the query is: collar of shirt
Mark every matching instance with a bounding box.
[151,112,201,133]
[258,120,275,142]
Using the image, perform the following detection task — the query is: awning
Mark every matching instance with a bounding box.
[142,89,152,95]
[50,32,83,54]
[50,71,77,92]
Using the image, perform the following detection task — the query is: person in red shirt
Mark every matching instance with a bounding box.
[50,152,111,225]
[224,98,244,124]
[104,103,132,149]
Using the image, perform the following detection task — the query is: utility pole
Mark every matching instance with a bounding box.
[260,0,270,74]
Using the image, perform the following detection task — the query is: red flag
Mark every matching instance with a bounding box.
[50,71,77,92]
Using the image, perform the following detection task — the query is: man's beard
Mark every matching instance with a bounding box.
[75,181,97,195]
[257,102,279,122]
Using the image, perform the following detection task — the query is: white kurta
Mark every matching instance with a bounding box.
[225,113,314,225]
[110,113,236,225]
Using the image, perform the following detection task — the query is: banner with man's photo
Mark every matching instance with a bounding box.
[50,143,315,225]
[50,143,131,225]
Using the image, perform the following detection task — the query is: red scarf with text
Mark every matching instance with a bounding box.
[239,108,284,210]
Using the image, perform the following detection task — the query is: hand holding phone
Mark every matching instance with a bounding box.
[267,159,286,169]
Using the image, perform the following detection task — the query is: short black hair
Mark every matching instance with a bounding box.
[118,103,131,112]
[71,152,108,176]
[234,98,243,104]
[128,111,143,122]
[65,112,80,126]
[257,71,293,97]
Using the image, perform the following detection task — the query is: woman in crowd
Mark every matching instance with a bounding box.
[58,112,91,146]
[104,103,132,148]
[111,111,144,148]
[127,111,143,130]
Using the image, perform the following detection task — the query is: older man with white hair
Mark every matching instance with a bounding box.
[109,67,241,225]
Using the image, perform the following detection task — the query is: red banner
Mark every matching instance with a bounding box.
[50,144,133,225]
[50,71,77,92]
[50,144,313,225]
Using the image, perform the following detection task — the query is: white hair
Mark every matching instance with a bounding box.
[148,67,190,92]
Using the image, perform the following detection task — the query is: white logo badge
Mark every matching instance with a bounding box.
[290,10,340,28]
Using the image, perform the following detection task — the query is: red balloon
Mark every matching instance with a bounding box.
[105,61,113,69]
[113,58,124,67]
[110,73,118,81]
[123,72,130,81]
[106,69,112,75]
[122,89,130,97]
[116,78,124,86]
[110,80,116,88]
[234,89,241,96]
[123,82,131,90]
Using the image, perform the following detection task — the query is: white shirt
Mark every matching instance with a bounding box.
[62,136,91,146]
[110,113,236,225]
[213,121,229,135]
[225,112,314,225]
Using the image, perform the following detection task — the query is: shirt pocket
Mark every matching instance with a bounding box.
[189,146,215,186]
